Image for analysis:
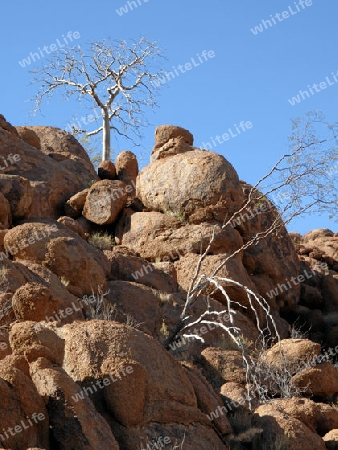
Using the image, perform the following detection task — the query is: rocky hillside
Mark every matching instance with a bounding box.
[0,115,337,449]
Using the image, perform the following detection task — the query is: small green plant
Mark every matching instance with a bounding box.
[156,292,174,304]
[247,339,313,403]
[217,333,253,352]
[60,276,70,287]
[173,211,186,222]
[164,210,187,223]
[253,194,270,210]
[86,179,97,188]
[217,333,240,351]
[159,320,170,343]
[125,314,144,329]
[290,319,310,339]
[89,232,114,250]
[86,286,116,320]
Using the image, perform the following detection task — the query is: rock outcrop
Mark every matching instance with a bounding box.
[0,117,98,220]
[0,116,337,449]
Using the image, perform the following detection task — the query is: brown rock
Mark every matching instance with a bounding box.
[0,258,85,327]
[4,219,109,297]
[58,321,214,428]
[300,283,323,308]
[2,354,30,376]
[322,275,338,312]
[83,179,128,225]
[0,360,49,450]
[0,229,7,250]
[253,402,326,450]
[323,429,338,450]
[292,362,338,397]
[153,125,194,151]
[98,160,116,180]
[115,150,138,190]
[272,397,338,435]
[107,248,178,292]
[115,209,181,254]
[10,321,65,365]
[152,260,177,283]
[0,120,98,219]
[303,228,335,242]
[299,229,338,270]
[137,149,243,218]
[28,262,84,318]
[0,114,19,136]
[115,209,243,260]
[103,358,148,427]
[105,280,162,336]
[57,215,89,240]
[30,357,119,450]
[75,215,94,235]
[263,338,321,372]
[183,363,232,435]
[15,126,41,149]
[151,138,194,162]
[0,174,33,220]
[64,188,89,218]
[175,253,263,324]
[161,294,259,357]
[0,192,11,229]
[200,348,246,387]
[12,282,57,322]
[237,182,301,313]
[220,382,252,410]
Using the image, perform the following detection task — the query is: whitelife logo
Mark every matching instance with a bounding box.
[151,50,215,87]
[250,0,313,35]
[288,70,338,105]
[116,0,150,16]
[18,31,81,68]
[201,121,253,150]
[0,154,21,171]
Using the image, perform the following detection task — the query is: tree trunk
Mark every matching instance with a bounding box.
[102,108,111,161]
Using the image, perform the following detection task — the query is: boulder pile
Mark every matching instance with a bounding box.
[0,115,337,449]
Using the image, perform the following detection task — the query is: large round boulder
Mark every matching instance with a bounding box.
[4,219,110,297]
[137,149,243,219]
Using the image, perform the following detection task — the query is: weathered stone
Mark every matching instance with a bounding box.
[98,160,116,180]
[83,179,128,225]
[115,150,138,191]
[137,149,243,218]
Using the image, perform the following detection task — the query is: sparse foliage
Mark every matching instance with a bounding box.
[163,111,338,409]
[246,339,313,402]
[125,314,144,329]
[89,231,115,250]
[31,36,165,161]
[60,276,70,287]
[290,319,310,339]
[86,286,115,320]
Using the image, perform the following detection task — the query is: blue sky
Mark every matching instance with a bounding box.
[1,0,337,234]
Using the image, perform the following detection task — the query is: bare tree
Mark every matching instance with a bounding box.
[163,111,338,405]
[31,37,165,161]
